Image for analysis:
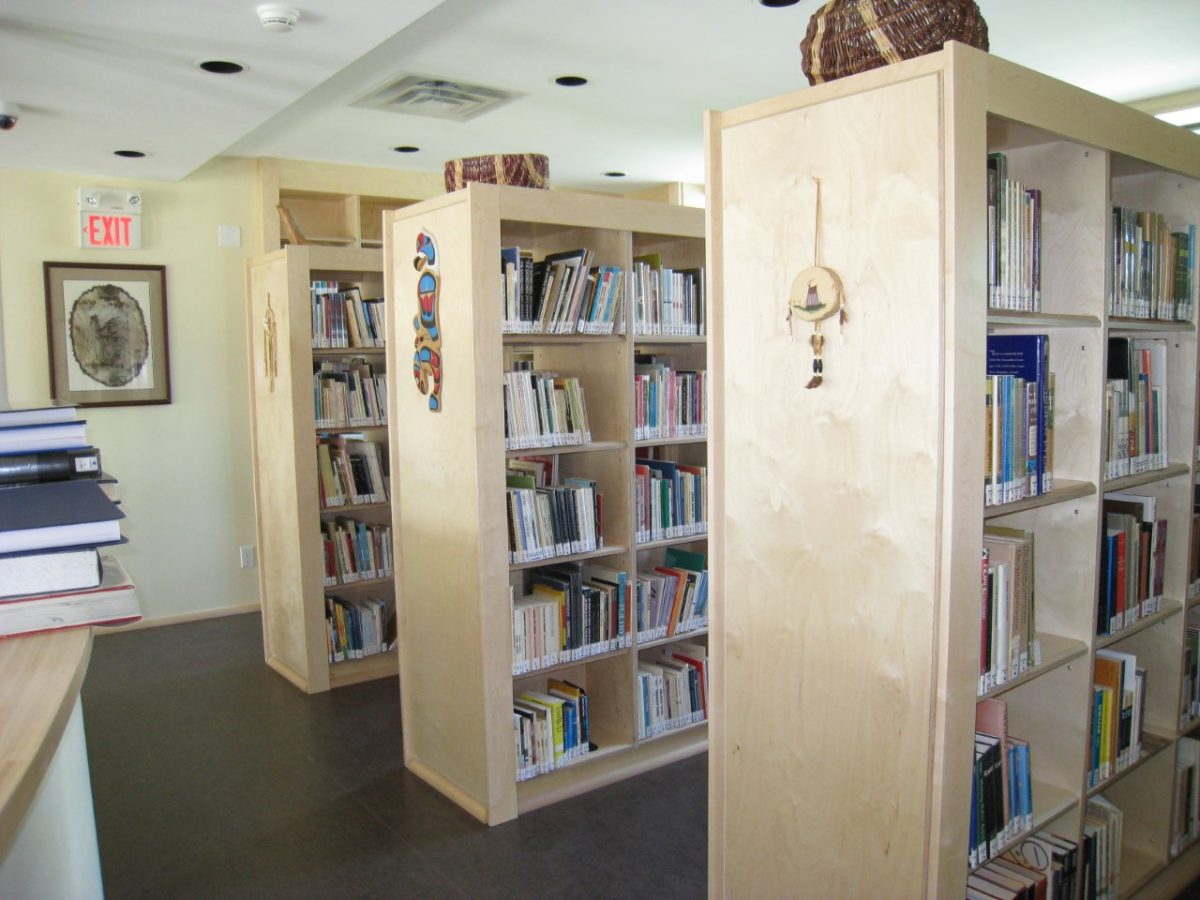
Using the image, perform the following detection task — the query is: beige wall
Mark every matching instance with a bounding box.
[0,158,261,621]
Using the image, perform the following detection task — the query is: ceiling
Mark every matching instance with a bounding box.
[2,0,1199,193]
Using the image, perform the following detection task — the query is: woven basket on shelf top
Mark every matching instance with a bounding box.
[444,153,550,192]
[800,0,988,85]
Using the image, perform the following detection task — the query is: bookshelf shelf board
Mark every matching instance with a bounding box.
[1174,834,1200,861]
[1121,847,1167,899]
[511,645,630,680]
[635,532,710,552]
[636,717,708,746]
[635,435,708,448]
[314,424,388,435]
[290,235,358,247]
[1181,717,1200,739]
[327,650,399,688]
[1087,730,1174,797]
[325,575,394,592]
[969,781,1078,873]
[1096,598,1184,650]
[983,480,1096,519]
[515,726,706,815]
[313,347,386,358]
[1188,590,1200,611]
[1107,317,1197,334]
[502,333,627,346]
[508,544,627,572]
[320,501,390,515]
[986,311,1102,329]
[504,440,625,459]
[632,335,707,346]
[637,628,709,652]
[1102,462,1192,493]
[978,633,1088,700]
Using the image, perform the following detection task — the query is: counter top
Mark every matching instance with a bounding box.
[0,628,93,857]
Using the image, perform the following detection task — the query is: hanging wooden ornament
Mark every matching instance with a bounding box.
[787,177,847,389]
[263,293,278,392]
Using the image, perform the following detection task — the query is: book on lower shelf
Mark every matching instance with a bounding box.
[980,525,1041,694]
[1003,830,1080,900]
[514,678,591,781]
[635,547,709,641]
[1108,207,1195,321]
[0,555,139,637]
[633,358,707,441]
[1089,649,1145,788]
[1105,336,1167,480]
[1084,796,1123,899]
[985,334,1053,507]
[1098,491,1166,637]
[324,593,394,663]
[970,697,1033,868]
[502,370,592,450]
[631,254,705,337]
[986,151,1042,313]
[322,517,393,585]
[1173,736,1200,856]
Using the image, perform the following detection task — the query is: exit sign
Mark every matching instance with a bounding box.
[78,187,142,249]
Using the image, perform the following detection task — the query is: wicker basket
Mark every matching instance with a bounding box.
[801,0,988,85]
[444,154,550,192]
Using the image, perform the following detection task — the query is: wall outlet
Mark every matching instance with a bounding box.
[239,545,257,569]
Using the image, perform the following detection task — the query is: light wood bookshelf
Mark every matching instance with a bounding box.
[705,42,1200,898]
[255,158,440,254]
[382,183,707,824]
[245,244,398,693]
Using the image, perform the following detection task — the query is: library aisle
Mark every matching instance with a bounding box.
[79,613,706,898]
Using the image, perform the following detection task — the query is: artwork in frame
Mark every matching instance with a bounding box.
[43,262,170,407]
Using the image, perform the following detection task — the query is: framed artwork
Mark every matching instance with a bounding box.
[43,262,171,407]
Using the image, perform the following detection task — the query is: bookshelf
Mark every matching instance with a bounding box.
[705,43,1200,897]
[246,244,398,693]
[256,158,437,254]
[382,184,707,824]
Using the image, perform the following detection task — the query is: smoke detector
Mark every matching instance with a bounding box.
[257,4,300,32]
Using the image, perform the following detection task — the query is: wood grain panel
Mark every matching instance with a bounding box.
[716,73,946,898]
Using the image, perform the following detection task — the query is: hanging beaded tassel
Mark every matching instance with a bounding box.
[787,176,846,390]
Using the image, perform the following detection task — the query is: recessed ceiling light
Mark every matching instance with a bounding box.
[114,150,146,158]
[604,171,626,178]
[555,75,588,87]
[393,145,420,153]
[759,0,801,6]
[198,60,245,75]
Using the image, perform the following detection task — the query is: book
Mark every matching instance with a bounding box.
[0,402,78,427]
[0,445,101,486]
[0,555,139,637]
[986,334,1051,502]
[0,419,89,454]
[0,479,124,554]
[0,545,102,598]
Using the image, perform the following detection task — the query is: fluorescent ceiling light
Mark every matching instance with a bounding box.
[1155,105,1200,127]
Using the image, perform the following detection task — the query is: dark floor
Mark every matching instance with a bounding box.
[80,612,706,899]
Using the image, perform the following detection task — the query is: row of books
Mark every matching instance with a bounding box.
[985,334,1054,507]
[633,360,707,441]
[986,152,1041,312]
[502,370,592,450]
[1089,649,1146,789]
[0,404,139,636]
[970,697,1032,867]
[635,457,707,543]
[979,526,1040,696]
[322,517,393,586]
[976,830,1080,900]
[505,479,602,565]
[510,563,630,675]
[631,254,705,337]
[1082,797,1123,900]
[1104,336,1167,480]
[310,281,385,349]
[636,641,709,738]
[1109,208,1195,322]
[1098,492,1166,637]
[316,434,388,508]
[313,359,387,429]
[514,680,590,781]
[1174,736,1200,856]
[635,547,709,642]
[1180,608,1200,728]
[324,593,395,663]
[1189,484,1200,600]
[501,246,626,335]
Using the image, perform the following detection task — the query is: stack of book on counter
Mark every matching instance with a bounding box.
[0,403,139,636]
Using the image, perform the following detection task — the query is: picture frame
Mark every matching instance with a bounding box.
[43,262,171,407]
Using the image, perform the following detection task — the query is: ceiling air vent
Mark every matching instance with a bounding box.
[352,75,520,122]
